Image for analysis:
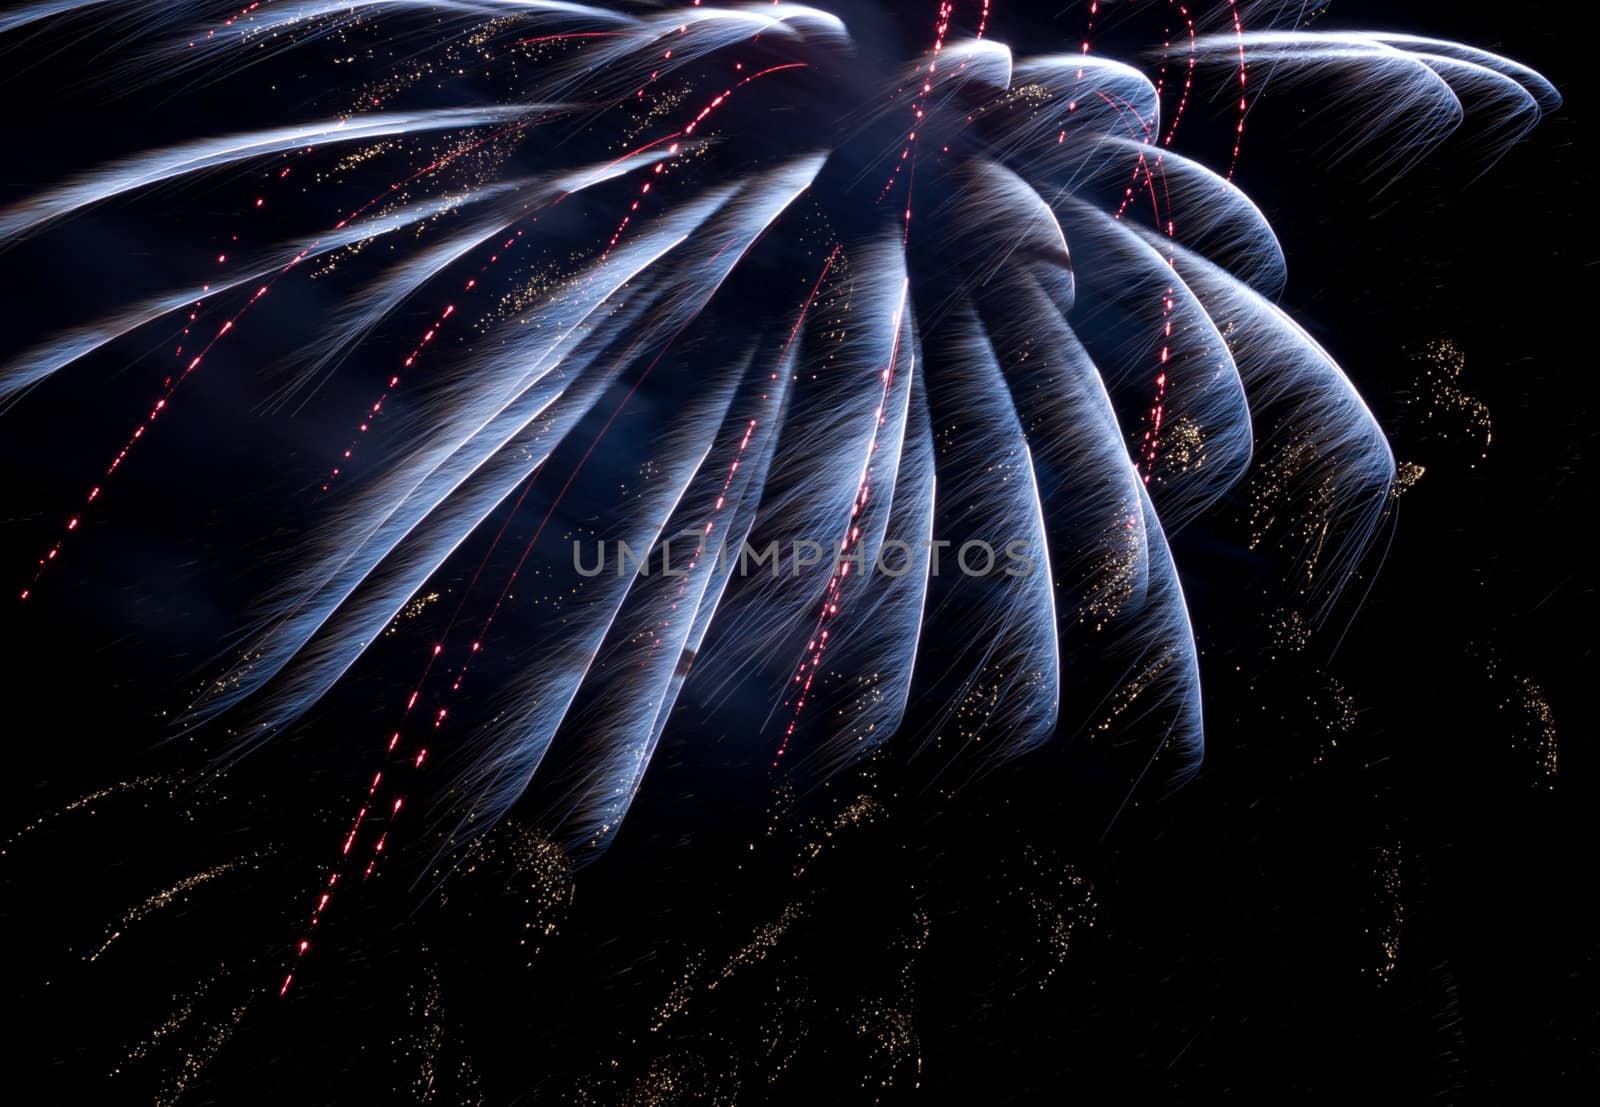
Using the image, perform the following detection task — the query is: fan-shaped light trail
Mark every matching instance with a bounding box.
[775,276,909,763]
[0,0,1554,1008]
[601,61,809,264]
[319,49,802,490]
[778,1,1020,756]
[788,0,951,753]
[1075,4,1213,490]
[279,52,818,994]
[651,243,840,680]
[15,112,546,599]
[1155,2,1198,150]
[321,129,701,491]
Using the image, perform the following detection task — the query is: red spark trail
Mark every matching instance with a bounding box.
[517,32,637,46]
[20,118,537,600]
[648,244,841,666]
[322,128,694,490]
[1088,75,1177,487]
[1140,0,1253,478]
[601,63,808,265]
[22,283,268,602]
[325,231,755,914]
[1081,2,1226,486]
[1157,2,1198,149]
[339,256,739,890]
[326,57,804,488]
[877,1,960,219]
[774,279,908,764]
[281,56,814,995]
[646,414,760,665]
[781,1,956,762]
[1222,0,1249,181]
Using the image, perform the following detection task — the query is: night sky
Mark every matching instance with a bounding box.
[1,3,1593,1103]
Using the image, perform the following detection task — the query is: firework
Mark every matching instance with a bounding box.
[0,0,1556,1012]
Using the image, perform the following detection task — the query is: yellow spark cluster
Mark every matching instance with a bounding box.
[120,982,208,1072]
[1270,607,1312,656]
[396,961,483,1105]
[1510,676,1559,787]
[967,81,1057,126]
[650,955,704,1034]
[713,902,804,985]
[617,82,696,148]
[156,1000,250,1107]
[1021,847,1098,988]
[1082,509,1141,629]
[409,966,447,1103]
[1153,414,1211,481]
[1095,647,1174,735]
[386,591,442,637]
[838,670,887,745]
[4,775,165,857]
[947,664,1009,747]
[209,647,268,696]
[474,822,574,969]
[331,140,399,174]
[797,246,855,384]
[1483,650,1561,786]
[584,1054,739,1107]
[1248,426,1340,588]
[1411,338,1491,460]
[1369,844,1404,985]
[853,906,928,1093]
[1390,459,1426,497]
[1310,676,1358,766]
[89,858,256,962]
[481,259,579,331]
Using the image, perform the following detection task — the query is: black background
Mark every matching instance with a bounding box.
[1,2,1593,1102]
